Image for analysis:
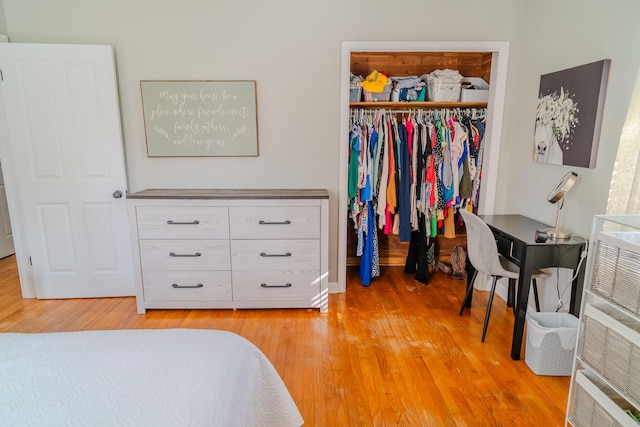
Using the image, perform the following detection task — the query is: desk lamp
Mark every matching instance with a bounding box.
[543,171,578,240]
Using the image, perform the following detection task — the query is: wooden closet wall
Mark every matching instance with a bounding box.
[347,51,493,267]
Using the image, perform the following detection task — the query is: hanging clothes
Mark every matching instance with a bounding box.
[348,107,487,286]
[397,119,412,242]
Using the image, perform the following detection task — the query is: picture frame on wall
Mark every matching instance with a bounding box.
[140,80,259,157]
[533,59,610,168]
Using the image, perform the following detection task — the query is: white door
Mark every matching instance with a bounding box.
[0,43,134,298]
[0,161,15,258]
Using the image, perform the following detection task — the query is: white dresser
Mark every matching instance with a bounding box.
[127,189,329,314]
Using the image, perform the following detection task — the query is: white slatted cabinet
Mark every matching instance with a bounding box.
[566,215,640,427]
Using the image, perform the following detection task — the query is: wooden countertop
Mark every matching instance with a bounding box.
[126,188,329,200]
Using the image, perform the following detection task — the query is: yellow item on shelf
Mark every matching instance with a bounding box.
[359,70,388,93]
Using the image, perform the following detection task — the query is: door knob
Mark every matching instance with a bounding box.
[112,190,123,199]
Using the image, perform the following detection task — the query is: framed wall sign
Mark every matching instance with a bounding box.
[140,80,258,157]
[533,60,610,168]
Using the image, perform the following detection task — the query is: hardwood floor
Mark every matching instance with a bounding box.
[0,254,569,426]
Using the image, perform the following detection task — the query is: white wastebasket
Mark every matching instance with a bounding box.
[525,312,579,376]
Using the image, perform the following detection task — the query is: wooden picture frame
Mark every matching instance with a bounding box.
[140,80,258,157]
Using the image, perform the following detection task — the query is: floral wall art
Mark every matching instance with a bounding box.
[533,60,610,168]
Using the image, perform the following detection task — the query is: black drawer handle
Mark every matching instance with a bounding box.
[169,252,202,257]
[261,283,292,288]
[167,220,200,225]
[258,220,291,225]
[259,252,292,257]
[172,283,204,289]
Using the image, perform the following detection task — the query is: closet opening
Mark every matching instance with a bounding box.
[337,41,510,292]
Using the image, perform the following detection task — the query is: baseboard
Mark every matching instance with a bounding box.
[329,281,341,294]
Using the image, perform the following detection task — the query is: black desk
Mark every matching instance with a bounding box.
[467,214,586,360]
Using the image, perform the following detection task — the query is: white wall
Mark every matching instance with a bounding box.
[3,0,637,289]
[491,0,640,311]
[1,0,523,284]
[0,1,6,36]
[497,0,640,238]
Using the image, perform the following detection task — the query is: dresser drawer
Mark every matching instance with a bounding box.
[139,239,231,270]
[229,206,320,239]
[136,206,229,239]
[494,232,524,264]
[142,270,232,302]
[232,270,321,301]
[231,239,319,270]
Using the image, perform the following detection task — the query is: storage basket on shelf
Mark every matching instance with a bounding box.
[359,69,392,102]
[421,69,463,102]
[350,72,364,102]
[590,232,640,315]
[350,86,362,102]
[570,370,640,427]
[363,82,392,102]
[460,77,489,102]
[390,76,426,102]
[578,303,640,407]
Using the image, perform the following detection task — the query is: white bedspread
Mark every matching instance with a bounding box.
[0,329,303,427]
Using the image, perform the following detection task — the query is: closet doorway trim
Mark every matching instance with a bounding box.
[337,40,510,293]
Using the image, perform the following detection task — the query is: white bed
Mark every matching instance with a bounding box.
[0,328,303,427]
